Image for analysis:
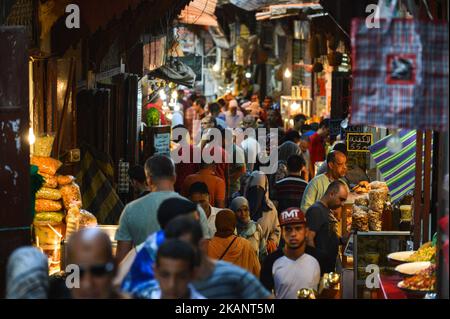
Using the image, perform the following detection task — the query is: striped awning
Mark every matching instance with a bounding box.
[179,0,218,26]
[369,130,419,203]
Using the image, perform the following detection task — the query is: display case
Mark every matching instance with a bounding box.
[280,96,313,130]
[353,231,411,299]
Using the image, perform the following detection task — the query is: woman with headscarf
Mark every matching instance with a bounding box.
[244,171,281,254]
[207,209,261,277]
[230,197,267,261]
[6,246,49,299]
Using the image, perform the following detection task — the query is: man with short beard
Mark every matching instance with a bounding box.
[306,180,349,274]
[260,207,320,299]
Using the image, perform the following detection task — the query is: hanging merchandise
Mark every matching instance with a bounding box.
[148,58,196,88]
[369,129,421,203]
[351,0,448,130]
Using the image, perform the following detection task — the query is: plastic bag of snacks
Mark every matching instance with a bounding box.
[35,199,62,212]
[34,212,65,223]
[368,209,382,231]
[31,156,62,176]
[354,194,369,207]
[41,173,58,189]
[369,189,388,212]
[79,209,97,228]
[352,205,369,231]
[60,183,82,209]
[34,135,55,157]
[36,187,62,201]
[57,175,75,186]
[65,205,80,239]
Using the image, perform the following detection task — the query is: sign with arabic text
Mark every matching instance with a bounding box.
[347,133,373,152]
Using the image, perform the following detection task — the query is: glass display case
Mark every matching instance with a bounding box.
[353,231,411,299]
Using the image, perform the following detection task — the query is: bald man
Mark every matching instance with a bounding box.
[67,228,127,299]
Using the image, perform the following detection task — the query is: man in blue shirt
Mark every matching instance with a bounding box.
[120,197,200,296]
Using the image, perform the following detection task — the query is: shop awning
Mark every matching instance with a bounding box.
[255,2,323,20]
[229,0,321,12]
[179,0,219,26]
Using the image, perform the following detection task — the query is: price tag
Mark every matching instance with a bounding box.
[154,133,171,156]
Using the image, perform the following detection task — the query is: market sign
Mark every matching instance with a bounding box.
[347,133,373,152]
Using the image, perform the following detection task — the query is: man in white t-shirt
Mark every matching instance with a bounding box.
[260,207,321,299]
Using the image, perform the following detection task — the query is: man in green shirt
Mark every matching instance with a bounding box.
[300,150,348,212]
[115,155,210,263]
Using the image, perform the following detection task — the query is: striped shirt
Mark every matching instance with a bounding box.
[273,176,308,212]
[192,260,271,299]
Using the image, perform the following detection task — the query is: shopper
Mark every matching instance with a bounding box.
[225,100,244,129]
[164,216,273,299]
[207,102,227,129]
[66,228,127,299]
[306,180,349,274]
[6,247,49,299]
[240,115,262,172]
[244,171,281,254]
[188,182,220,236]
[181,161,226,208]
[273,154,308,213]
[301,150,348,212]
[128,165,150,198]
[151,239,205,299]
[271,140,302,192]
[185,96,206,138]
[207,209,261,276]
[292,113,308,136]
[260,208,320,299]
[230,196,267,261]
[116,155,210,262]
[309,118,331,171]
[172,124,200,193]
[120,197,201,296]
[299,135,312,181]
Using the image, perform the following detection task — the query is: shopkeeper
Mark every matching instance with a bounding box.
[306,181,349,274]
[300,150,348,212]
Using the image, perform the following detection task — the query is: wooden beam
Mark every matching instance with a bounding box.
[423,130,432,242]
[414,129,424,249]
[56,58,75,157]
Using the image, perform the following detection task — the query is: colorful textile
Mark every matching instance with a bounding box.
[351,16,448,130]
[369,130,422,203]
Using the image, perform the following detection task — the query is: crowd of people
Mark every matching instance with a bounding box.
[7,92,370,299]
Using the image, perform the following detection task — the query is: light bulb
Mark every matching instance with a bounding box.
[212,64,220,72]
[245,72,252,79]
[387,134,402,153]
[340,118,349,129]
[291,102,300,111]
[284,68,291,78]
[159,89,167,101]
[171,90,178,100]
[29,127,35,145]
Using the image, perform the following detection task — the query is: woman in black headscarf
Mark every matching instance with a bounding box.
[244,171,280,254]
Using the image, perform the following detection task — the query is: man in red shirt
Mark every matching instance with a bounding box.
[185,97,206,141]
[308,119,330,176]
